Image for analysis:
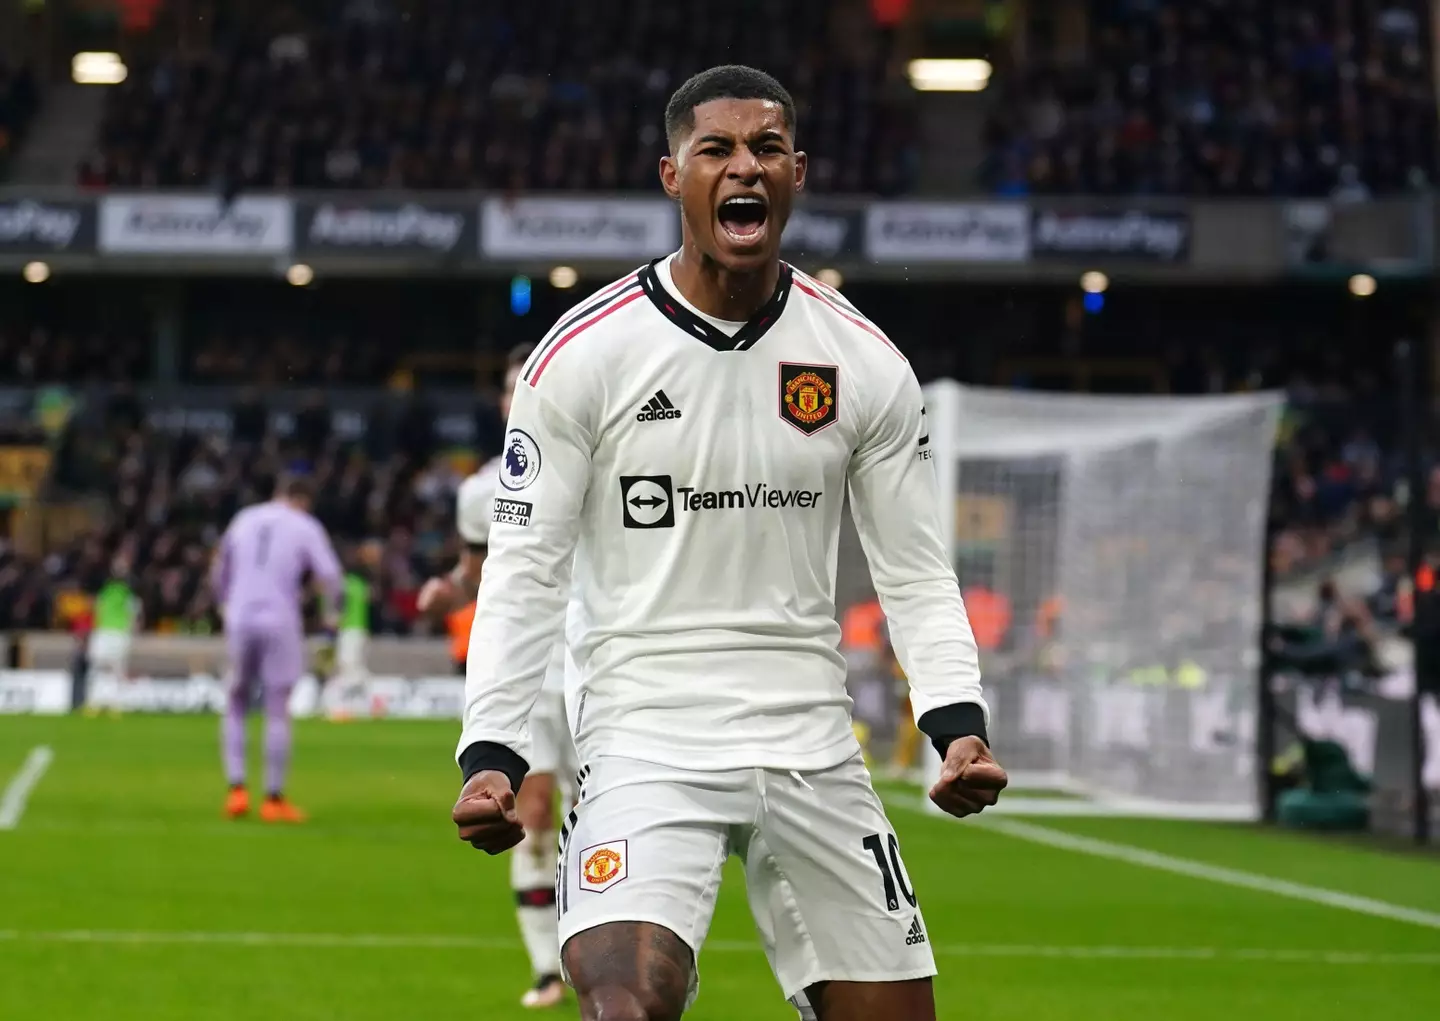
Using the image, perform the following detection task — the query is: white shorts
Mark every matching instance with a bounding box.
[87,630,131,676]
[528,688,576,777]
[556,753,936,1010]
[335,630,367,676]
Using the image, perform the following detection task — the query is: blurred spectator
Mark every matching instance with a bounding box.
[106,382,144,434]
[1268,396,1402,579]
[1268,576,1385,678]
[0,318,414,387]
[0,326,149,384]
[985,0,1437,197]
[0,58,38,179]
[231,387,268,446]
[294,389,332,460]
[1367,550,1409,623]
[189,331,396,384]
[396,391,439,463]
[90,0,918,194]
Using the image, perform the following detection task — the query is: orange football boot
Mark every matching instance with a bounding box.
[224,787,250,819]
[260,796,308,824]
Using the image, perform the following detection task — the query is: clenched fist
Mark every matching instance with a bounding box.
[417,576,459,617]
[452,770,525,854]
[928,736,1007,818]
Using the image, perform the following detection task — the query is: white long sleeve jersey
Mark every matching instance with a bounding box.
[456,457,566,697]
[459,258,988,775]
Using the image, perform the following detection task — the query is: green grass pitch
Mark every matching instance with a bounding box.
[1,715,1437,1020]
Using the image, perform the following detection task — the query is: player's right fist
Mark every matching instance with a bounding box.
[452,770,525,855]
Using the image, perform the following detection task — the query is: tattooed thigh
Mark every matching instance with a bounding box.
[563,921,694,1021]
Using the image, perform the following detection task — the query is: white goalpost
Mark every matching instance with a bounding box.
[841,381,1284,820]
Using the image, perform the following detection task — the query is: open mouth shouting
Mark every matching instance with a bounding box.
[717,194,769,250]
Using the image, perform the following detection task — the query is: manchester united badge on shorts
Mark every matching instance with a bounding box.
[779,362,838,436]
[578,839,628,892]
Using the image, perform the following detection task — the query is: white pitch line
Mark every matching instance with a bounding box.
[0,930,1434,965]
[899,802,1440,931]
[0,746,54,831]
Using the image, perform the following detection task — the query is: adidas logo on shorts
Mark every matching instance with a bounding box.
[636,390,682,422]
[905,916,927,946]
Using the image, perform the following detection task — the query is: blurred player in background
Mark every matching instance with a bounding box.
[419,342,574,1009]
[453,66,1005,1021]
[212,476,343,823]
[326,546,373,719]
[87,554,141,681]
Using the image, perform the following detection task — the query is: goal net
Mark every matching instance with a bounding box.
[839,382,1283,819]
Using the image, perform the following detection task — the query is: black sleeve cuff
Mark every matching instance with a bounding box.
[917,702,989,758]
[458,741,530,792]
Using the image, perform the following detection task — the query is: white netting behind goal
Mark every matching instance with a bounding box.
[838,382,1283,818]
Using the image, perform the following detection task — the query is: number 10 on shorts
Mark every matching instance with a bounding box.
[862,832,916,912]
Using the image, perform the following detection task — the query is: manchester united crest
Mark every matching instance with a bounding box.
[779,362,839,436]
[579,840,628,892]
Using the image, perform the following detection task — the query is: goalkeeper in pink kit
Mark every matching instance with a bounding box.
[212,476,343,822]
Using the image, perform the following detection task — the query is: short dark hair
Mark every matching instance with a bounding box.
[507,342,536,369]
[664,65,796,149]
[281,474,317,502]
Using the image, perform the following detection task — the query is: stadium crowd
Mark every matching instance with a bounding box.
[81,0,917,195]
[0,0,1425,644]
[0,325,152,387]
[0,340,1420,638]
[984,0,1436,197]
[1,384,487,636]
[0,286,484,387]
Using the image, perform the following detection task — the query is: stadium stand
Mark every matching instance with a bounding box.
[983,0,1437,196]
[0,279,155,384]
[0,247,1415,639]
[0,337,1407,637]
[84,0,919,194]
[0,324,151,386]
[0,278,512,387]
[0,57,39,179]
[26,382,478,636]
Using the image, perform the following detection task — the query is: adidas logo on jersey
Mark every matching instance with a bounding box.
[636,390,682,422]
[905,916,927,946]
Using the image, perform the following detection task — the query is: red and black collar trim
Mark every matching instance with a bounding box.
[638,258,793,353]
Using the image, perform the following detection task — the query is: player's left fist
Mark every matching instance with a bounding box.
[929,736,1007,819]
[452,770,525,855]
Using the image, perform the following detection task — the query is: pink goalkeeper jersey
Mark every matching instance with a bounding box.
[213,501,342,632]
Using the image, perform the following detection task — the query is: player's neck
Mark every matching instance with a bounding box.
[669,244,778,323]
